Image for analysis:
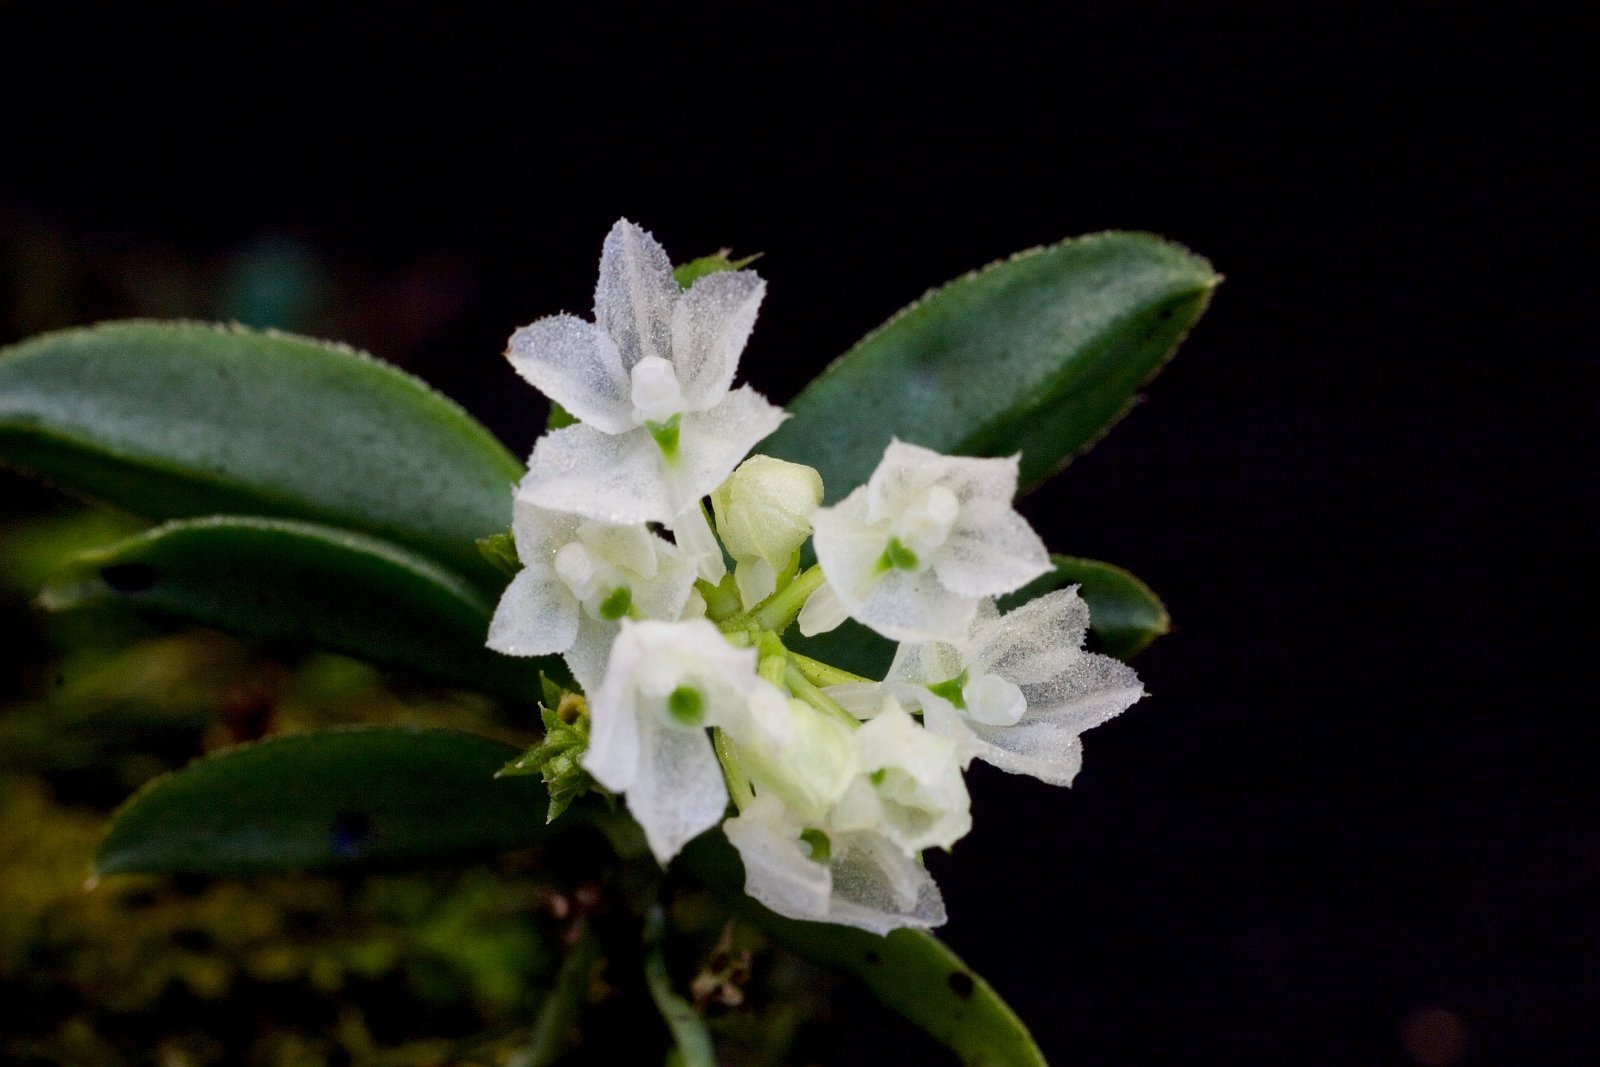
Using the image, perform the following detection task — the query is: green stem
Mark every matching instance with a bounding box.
[713,728,754,811]
[784,664,860,729]
[789,652,871,688]
[719,563,825,635]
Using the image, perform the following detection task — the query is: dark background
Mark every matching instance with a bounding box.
[2,4,1595,1064]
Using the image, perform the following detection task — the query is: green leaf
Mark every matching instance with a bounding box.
[94,727,552,877]
[679,835,1047,1067]
[40,516,551,700]
[672,250,761,290]
[546,400,577,431]
[999,555,1170,660]
[0,321,523,584]
[764,232,1217,500]
[477,530,521,577]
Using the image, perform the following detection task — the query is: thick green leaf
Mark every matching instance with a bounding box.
[95,727,549,876]
[765,232,1217,500]
[40,516,551,700]
[679,834,1046,1067]
[0,321,523,584]
[999,554,1170,660]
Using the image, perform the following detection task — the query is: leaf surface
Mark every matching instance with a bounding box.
[765,232,1217,499]
[95,727,551,876]
[41,516,550,700]
[0,321,522,583]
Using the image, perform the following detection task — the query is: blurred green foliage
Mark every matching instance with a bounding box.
[0,503,833,1066]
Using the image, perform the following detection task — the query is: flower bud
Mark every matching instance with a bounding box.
[738,698,857,825]
[711,455,824,605]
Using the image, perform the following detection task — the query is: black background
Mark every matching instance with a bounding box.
[2,4,1596,1064]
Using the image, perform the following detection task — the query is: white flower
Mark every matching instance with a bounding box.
[485,498,698,694]
[830,698,972,854]
[723,795,947,936]
[887,588,1145,786]
[711,455,824,607]
[582,619,791,863]
[507,219,788,580]
[807,440,1049,642]
[735,696,858,825]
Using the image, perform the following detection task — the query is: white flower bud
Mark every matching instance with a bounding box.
[737,698,858,825]
[711,456,824,605]
[831,699,972,854]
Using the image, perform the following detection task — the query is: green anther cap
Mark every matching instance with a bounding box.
[647,413,682,460]
[799,828,832,864]
[926,669,970,710]
[598,584,632,620]
[879,535,919,572]
[668,684,706,727]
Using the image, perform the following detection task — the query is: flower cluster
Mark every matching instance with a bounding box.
[488,220,1146,934]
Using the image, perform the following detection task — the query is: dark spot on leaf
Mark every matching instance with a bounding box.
[865,949,881,965]
[1158,305,1175,320]
[948,971,975,999]
[331,810,375,859]
[170,928,216,952]
[101,562,158,593]
[170,873,212,897]
[118,889,159,910]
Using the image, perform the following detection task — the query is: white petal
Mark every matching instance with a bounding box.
[723,797,832,924]
[796,579,849,636]
[593,219,679,369]
[582,657,644,794]
[673,387,789,506]
[672,270,765,411]
[626,710,730,862]
[933,498,1049,598]
[717,677,796,754]
[506,315,634,433]
[509,498,581,569]
[813,485,977,640]
[827,833,947,935]
[841,704,972,853]
[824,681,885,718]
[563,613,617,696]
[853,567,976,644]
[923,700,1086,786]
[1019,651,1144,736]
[936,450,1021,508]
[629,542,698,623]
[973,588,1090,685]
[734,558,777,609]
[881,638,965,690]
[810,489,884,599]
[738,699,855,824]
[520,424,674,525]
[863,439,948,525]
[486,562,580,656]
[671,503,727,583]
[577,520,659,580]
